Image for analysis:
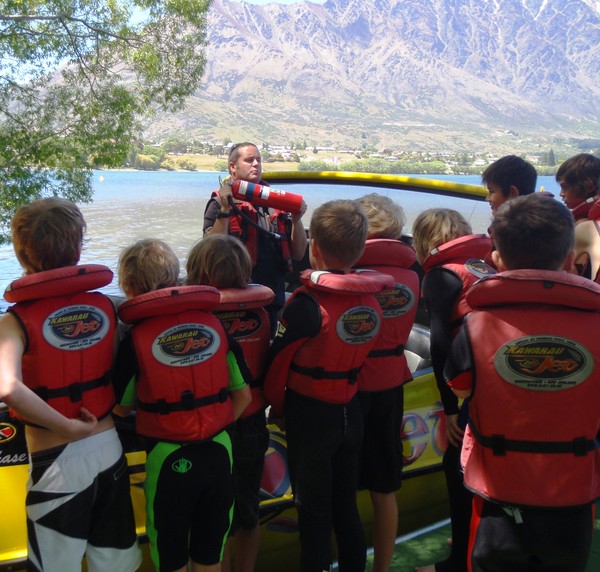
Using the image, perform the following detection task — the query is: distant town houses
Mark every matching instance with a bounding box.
[127,138,595,176]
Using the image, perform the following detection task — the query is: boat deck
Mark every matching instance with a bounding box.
[359,502,600,571]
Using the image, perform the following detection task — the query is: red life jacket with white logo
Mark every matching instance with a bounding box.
[210,189,292,272]
[354,239,419,391]
[214,284,274,418]
[570,194,600,222]
[461,270,600,507]
[422,234,495,333]
[5,265,116,423]
[287,269,395,404]
[118,286,235,442]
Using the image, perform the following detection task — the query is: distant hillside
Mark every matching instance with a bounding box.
[143,0,600,154]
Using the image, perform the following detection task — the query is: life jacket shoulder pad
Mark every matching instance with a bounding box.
[4,264,113,303]
[217,284,275,311]
[467,269,600,311]
[119,285,220,324]
[588,200,600,220]
[422,234,491,272]
[300,269,395,294]
[358,239,416,268]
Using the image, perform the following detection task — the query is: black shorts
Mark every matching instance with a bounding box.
[145,432,234,570]
[470,495,594,572]
[358,385,405,493]
[231,410,270,532]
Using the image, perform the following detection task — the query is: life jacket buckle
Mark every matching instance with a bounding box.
[180,390,195,411]
[491,434,507,456]
[68,383,83,403]
[573,437,590,457]
[156,399,169,415]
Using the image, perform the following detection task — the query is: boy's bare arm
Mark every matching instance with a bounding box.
[231,385,252,420]
[0,313,98,439]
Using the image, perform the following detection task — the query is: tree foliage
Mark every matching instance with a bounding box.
[0,0,212,241]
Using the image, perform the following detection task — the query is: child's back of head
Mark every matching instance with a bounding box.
[491,194,574,271]
[309,199,368,269]
[186,234,251,288]
[118,239,180,298]
[411,208,472,264]
[11,197,86,274]
[355,193,405,240]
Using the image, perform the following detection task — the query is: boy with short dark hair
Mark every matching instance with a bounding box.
[0,197,141,572]
[114,238,251,572]
[264,199,395,572]
[557,153,600,280]
[445,193,600,572]
[481,155,537,216]
[556,153,600,221]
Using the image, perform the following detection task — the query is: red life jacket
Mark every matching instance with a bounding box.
[286,269,395,404]
[354,239,419,391]
[118,286,235,442]
[211,189,293,272]
[5,265,116,423]
[214,284,274,418]
[588,200,600,221]
[570,194,600,222]
[422,234,495,332]
[461,270,600,507]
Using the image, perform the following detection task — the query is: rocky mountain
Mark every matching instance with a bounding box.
[144,0,600,153]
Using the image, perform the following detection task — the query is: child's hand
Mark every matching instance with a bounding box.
[445,413,464,447]
[65,407,98,439]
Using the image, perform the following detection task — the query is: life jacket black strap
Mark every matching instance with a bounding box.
[138,388,230,415]
[34,373,110,404]
[290,363,361,385]
[469,421,600,457]
[368,344,405,358]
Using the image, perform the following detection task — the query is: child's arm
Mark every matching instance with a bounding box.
[422,268,463,415]
[0,313,98,438]
[444,327,474,400]
[112,333,138,417]
[263,292,321,416]
[226,351,252,419]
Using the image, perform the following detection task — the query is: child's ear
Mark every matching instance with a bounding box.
[309,238,319,258]
[508,185,520,200]
[491,249,507,271]
[562,249,576,273]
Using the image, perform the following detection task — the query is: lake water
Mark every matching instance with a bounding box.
[0,170,560,310]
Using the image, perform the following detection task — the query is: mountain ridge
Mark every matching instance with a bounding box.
[143,0,600,153]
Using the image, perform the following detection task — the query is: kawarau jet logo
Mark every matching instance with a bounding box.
[495,335,593,391]
[152,323,221,367]
[215,310,262,340]
[376,283,416,318]
[43,305,110,350]
[337,306,381,344]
